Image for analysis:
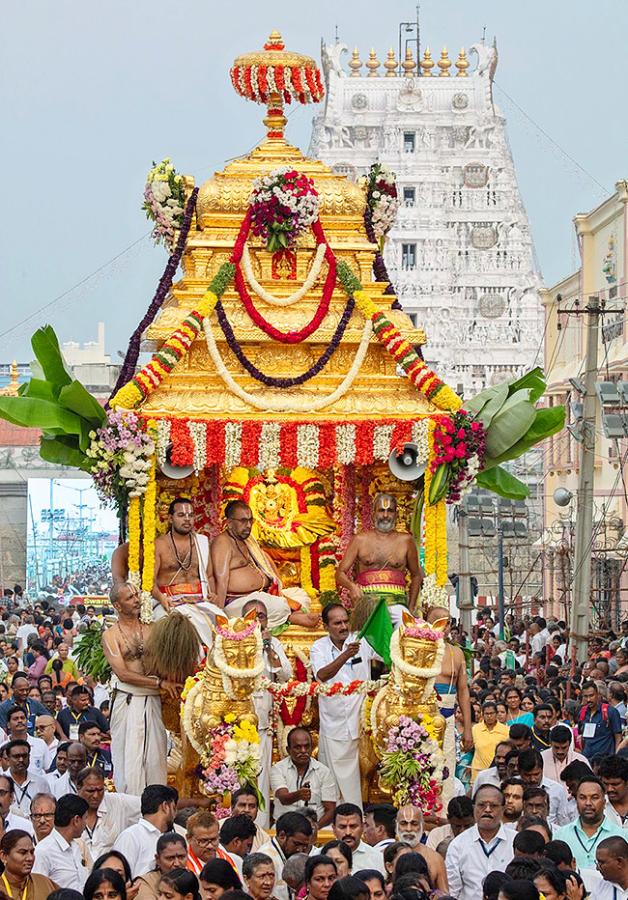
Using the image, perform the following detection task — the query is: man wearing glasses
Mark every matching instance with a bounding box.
[0,772,34,835]
[186,810,220,876]
[30,793,56,843]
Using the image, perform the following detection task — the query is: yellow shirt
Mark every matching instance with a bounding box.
[470,721,510,783]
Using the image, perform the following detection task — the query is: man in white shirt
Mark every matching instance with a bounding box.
[257,811,313,900]
[473,741,514,795]
[529,617,550,656]
[15,617,37,654]
[592,836,628,899]
[271,726,337,827]
[6,739,50,815]
[0,773,34,835]
[6,706,52,776]
[52,742,86,799]
[446,785,515,900]
[518,748,571,826]
[425,796,474,850]
[113,783,179,877]
[331,803,385,873]
[310,604,378,808]
[77,766,141,858]
[363,803,398,852]
[542,724,587,783]
[32,793,90,889]
[218,814,257,877]
[599,757,628,831]
[243,599,292,828]
[34,715,59,761]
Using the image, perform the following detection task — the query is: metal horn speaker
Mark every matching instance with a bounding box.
[388,442,426,482]
[160,443,194,480]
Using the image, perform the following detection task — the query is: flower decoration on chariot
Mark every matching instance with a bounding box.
[249,167,320,252]
[143,159,186,250]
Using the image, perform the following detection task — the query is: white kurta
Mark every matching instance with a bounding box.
[253,637,291,828]
[110,680,166,795]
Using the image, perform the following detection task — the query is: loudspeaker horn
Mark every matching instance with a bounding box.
[160,443,194,480]
[388,442,426,482]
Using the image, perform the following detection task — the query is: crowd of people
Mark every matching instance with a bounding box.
[0,588,626,900]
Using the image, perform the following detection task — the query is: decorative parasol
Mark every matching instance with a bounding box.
[230,30,324,139]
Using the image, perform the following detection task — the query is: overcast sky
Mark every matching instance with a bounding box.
[2,0,626,361]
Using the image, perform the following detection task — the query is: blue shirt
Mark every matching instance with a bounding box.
[0,698,48,732]
[554,816,625,869]
[579,704,622,759]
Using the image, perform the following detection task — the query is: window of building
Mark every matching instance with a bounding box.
[401,243,417,269]
[403,187,416,206]
[403,132,416,153]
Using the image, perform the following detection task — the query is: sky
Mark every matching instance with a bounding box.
[2,0,626,361]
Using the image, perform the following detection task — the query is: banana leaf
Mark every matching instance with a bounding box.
[506,366,546,404]
[484,406,566,468]
[0,396,84,435]
[475,382,509,429]
[58,381,106,425]
[39,435,91,471]
[484,389,536,459]
[17,379,57,402]
[410,487,424,551]
[475,465,529,499]
[31,325,72,388]
[463,382,506,419]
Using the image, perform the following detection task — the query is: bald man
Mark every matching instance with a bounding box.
[336,493,423,631]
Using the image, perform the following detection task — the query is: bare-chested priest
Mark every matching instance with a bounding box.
[103,581,180,794]
[211,500,319,631]
[336,492,423,630]
[151,497,222,646]
[425,604,473,803]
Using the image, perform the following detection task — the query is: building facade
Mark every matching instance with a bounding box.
[310,39,544,397]
[541,181,628,625]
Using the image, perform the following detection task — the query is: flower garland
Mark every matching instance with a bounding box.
[422,420,449,590]
[242,243,327,307]
[300,546,316,599]
[379,715,445,814]
[234,248,336,343]
[213,628,264,696]
[111,262,235,410]
[419,573,450,612]
[143,158,186,249]
[230,49,324,106]
[389,626,445,699]
[248,168,320,252]
[260,676,387,698]
[318,534,338,596]
[335,260,461,413]
[429,410,487,505]
[215,618,257,641]
[362,163,400,242]
[110,187,200,402]
[87,409,155,506]
[205,310,372,413]
[195,713,263,814]
[127,496,141,590]
[140,425,157,625]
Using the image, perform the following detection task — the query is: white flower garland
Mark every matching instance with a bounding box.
[242,243,327,307]
[373,424,395,462]
[258,422,282,470]
[213,629,265,696]
[182,680,205,757]
[189,421,207,474]
[156,419,171,468]
[336,424,357,464]
[203,316,373,413]
[224,422,243,469]
[411,420,429,463]
[389,628,445,701]
[419,574,450,612]
[296,424,319,468]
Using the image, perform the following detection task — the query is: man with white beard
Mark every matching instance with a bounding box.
[395,804,449,893]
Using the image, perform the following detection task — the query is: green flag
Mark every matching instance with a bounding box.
[358,597,394,666]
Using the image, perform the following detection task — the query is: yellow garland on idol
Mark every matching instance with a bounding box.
[422,422,448,589]
[127,496,141,589]
[299,546,317,599]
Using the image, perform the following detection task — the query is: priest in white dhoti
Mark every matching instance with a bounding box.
[310,601,380,809]
[103,583,181,794]
[211,500,320,632]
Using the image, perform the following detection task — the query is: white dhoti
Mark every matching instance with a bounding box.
[256,727,272,828]
[318,733,363,809]
[110,680,167,794]
[225,588,310,631]
[438,691,457,807]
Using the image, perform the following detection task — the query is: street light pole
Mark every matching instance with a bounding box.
[570,294,601,662]
[497,521,505,640]
[457,508,474,635]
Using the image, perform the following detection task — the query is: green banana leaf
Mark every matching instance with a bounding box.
[476,383,509,429]
[17,379,57,402]
[463,382,506,419]
[58,381,106,425]
[484,389,536,458]
[39,435,91,471]
[31,325,72,388]
[0,396,84,435]
[475,465,529,499]
[506,366,546,404]
[485,406,566,468]
[429,462,452,504]
[410,488,424,551]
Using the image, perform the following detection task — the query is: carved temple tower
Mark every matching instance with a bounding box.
[310,39,544,397]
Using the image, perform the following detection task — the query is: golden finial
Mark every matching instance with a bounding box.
[384,48,398,77]
[419,47,434,76]
[349,47,362,77]
[0,361,20,397]
[366,48,381,77]
[402,47,417,77]
[437,47,452,76]
[455,47,469,77]
[265,30,285,49]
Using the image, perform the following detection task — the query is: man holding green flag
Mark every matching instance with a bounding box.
[358,597,394,666]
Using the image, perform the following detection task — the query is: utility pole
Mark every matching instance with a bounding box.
[497,521,505,640]
[570,295,601,662]
[457,508,473,635]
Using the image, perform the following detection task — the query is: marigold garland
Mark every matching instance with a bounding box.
[423,420,448,590]
[140,423,158,624]
[127,496,141,589]
[300,545,316,599]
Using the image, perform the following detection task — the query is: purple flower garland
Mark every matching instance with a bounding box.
[363,205,402,310]
[108,187,200,405]
[214,296,355,388]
